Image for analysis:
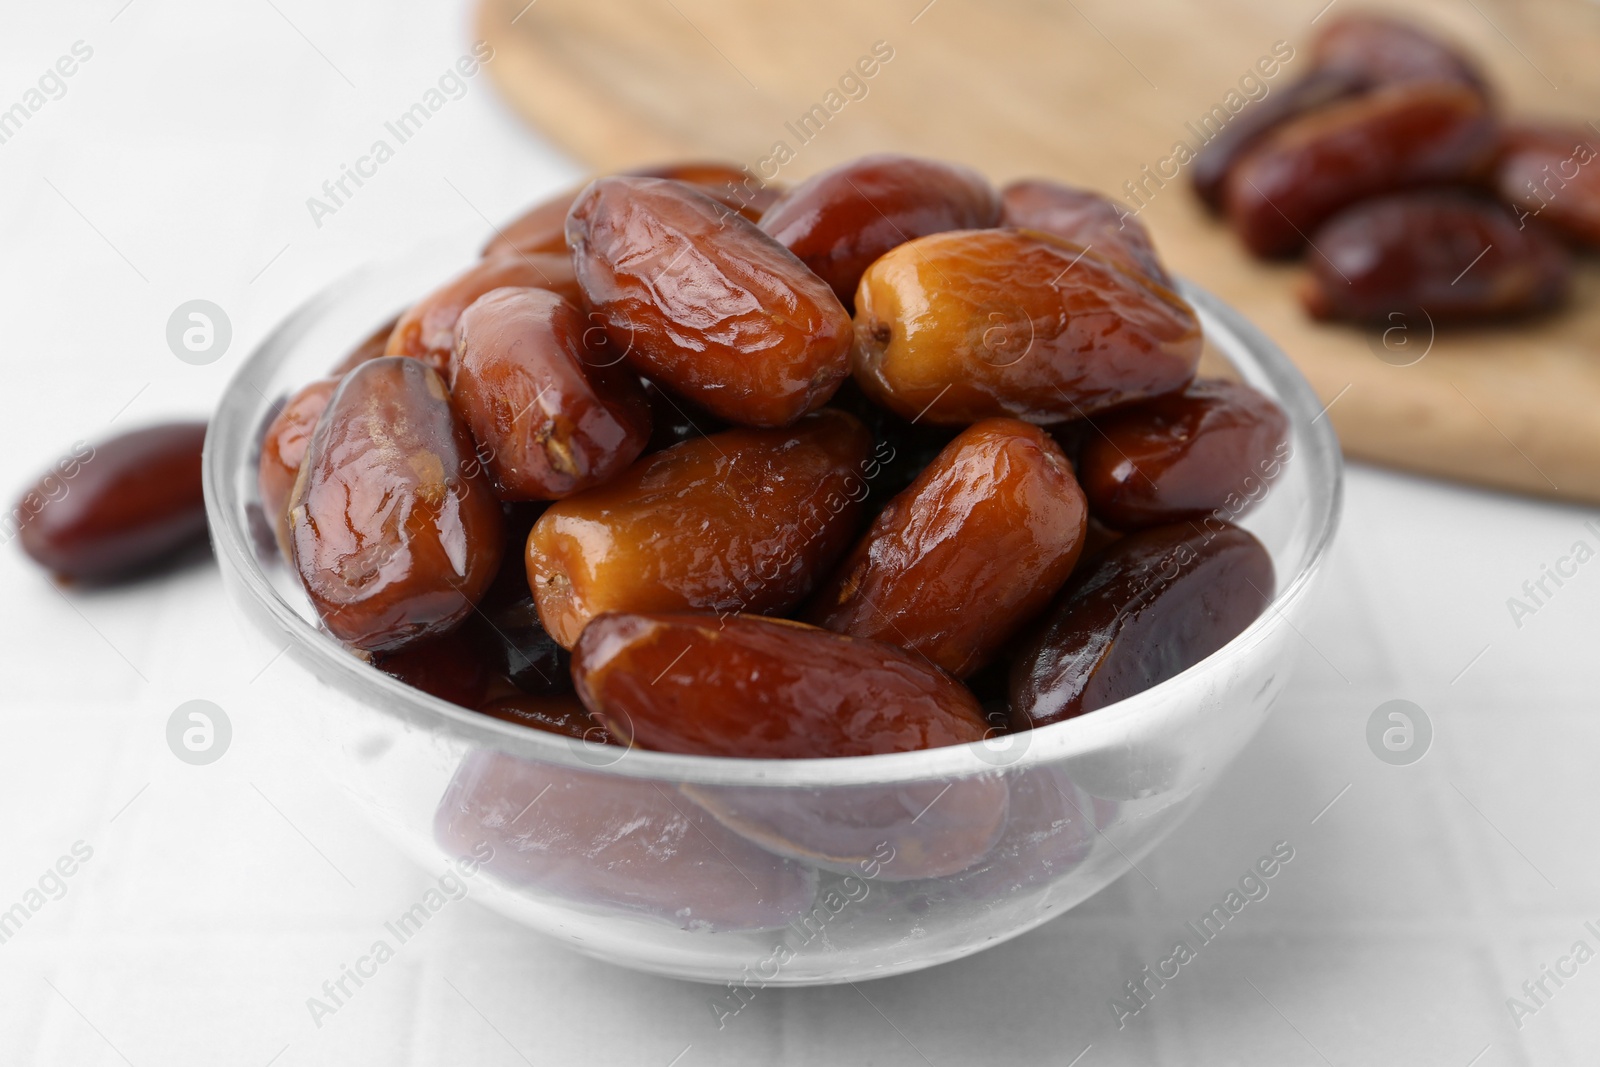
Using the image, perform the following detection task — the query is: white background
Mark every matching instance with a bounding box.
[2,2,1598,1064]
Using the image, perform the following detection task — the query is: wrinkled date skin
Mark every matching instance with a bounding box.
[476,693,607,742]
[1190,70,1367,211]
[1224,82,1496,257]
[999,179,1170,286]
[288,357,504,652]
[573,612,991,758]
[450,287,651,499]
[434,752,817,931]
[684,776,1009,882]
[483,161,779,259]
[567,176,853,427]
[385,253,582,374]
[1010,521,1274,727]
[808,418,1088,678]
[1495,124,1600,247]
[258,377,337,559]
[759,153,1001,308]
[1301,192,1571,323]
[852,229,1202,425]
[1077,379,1291,531]
[15,422,208,582]
[1311,13,1488,93]
[526,409,871,648]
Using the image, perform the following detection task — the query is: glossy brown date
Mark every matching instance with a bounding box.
[1190,69,1367,211]
[1076,379,1291,531]
[567,176,853,427]
[258,377,337,559]
[482,162,778,259]
[475,693,605,742]
[525,409,871,647]
[759,153,1001,307]
[852,229,1202,425]
[384,253,582,374]
[450,287,651,499]
[14,422,208,582]
[999,179,1170,286]
[288,357,504,651]
[1010,521,1274,727]
[572,612,991,758]
[1494,124,1600,247]
[1224,82,1495,257]
[1300,192,1571,323]
[435,752,817,930]
[807,418,1088,678]
[1311,13,1487,93]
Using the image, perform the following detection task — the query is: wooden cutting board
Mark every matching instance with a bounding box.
[477,0,1600,504]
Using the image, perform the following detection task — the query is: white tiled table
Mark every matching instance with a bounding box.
[2,3,1598,1064]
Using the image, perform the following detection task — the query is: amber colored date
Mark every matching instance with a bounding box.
[14,422,208,582]
[384,253,582,374]
[482,162,779,259]
[258,377,337,559]
[1300,192,1571,323]
[1311,12,1487,93]
[1190,70,1367,211]
[435,752,817,930]
[1224,82,1495,257]
[450,287,651,499]
[1494,124,1600,248]
[759,153,1000,307]
[852,229,1201,425]
[288,357,504,651]
[1076,379,1291,531]
[1009,521,1274,727]
[1000,179,1170,285]
[525,409,870,647]
[807,418,1088,678]
[573,613,991,758]
[567,176,853,427]
[476,693,605,742]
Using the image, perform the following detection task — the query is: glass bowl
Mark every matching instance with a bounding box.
[204,235,1342,986]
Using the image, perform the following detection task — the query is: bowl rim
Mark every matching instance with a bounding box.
[204,255,1343,788]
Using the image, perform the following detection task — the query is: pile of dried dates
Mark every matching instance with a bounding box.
[16,153,1292,760]
[1195,12,1597,326]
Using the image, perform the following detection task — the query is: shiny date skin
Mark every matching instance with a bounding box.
[759,153,1001,308]
[1494,124,1600,247]
[525,409,871,648]
[573,612,991,758]
[567,176,853,427]
[1076,379,1291,531]
[1009,521,1274,728]
[288,357,504,652]
[384,253,582,374]
[1300,192,1571,324]
[434,751,817,931]
[1224,82,1496,257]
[1311,13,1488,94]
[15,422,208,582]
[475,693,606,742]
[258,377,337,559]
[807,418,1088,678]
[1190,69,1367,212]
[852,229,1202,425]
[1000,179,1171,286]
[450,287,652,499]
[483,161,780,259]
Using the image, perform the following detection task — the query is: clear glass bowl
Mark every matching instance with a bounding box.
[204,237,1342,986]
